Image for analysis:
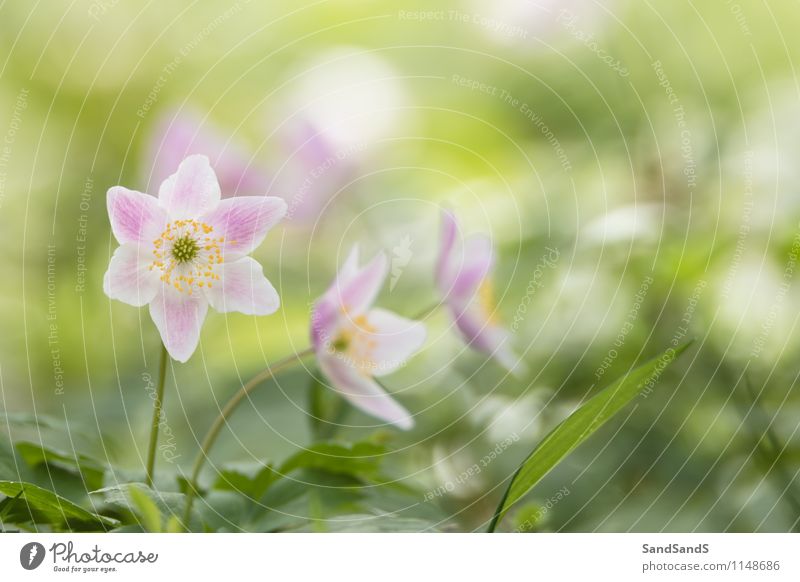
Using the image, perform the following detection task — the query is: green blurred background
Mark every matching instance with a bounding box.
[1,0,799,531]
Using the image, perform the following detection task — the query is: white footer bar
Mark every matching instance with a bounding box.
[1,533,797,580]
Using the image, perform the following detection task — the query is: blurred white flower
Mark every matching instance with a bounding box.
[470,392,548,445]
[731,89,800,230]
[474,0,610,45]
[273,48,410,221]
[430,443,486,500]
[581,203,663,246]
[145,108,269,197]
[284,47,409,152]
[712,253,799,363]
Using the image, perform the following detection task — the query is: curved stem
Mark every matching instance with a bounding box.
[410,301,442,322]
[183,347,315,527]
[145,343,169,488]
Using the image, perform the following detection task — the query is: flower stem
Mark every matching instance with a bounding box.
[411,301,441,321]
[182,347,315,528]
[145,343,169,488]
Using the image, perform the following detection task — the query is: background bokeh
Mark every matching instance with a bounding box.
[1,0,799,532]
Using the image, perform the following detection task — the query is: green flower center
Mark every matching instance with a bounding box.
[171,235,199,263]
[331,336,350,352]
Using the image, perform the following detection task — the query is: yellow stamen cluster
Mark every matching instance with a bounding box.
[150,219,224,295]
[329,313,379,370]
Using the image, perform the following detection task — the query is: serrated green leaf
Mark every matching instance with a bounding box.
[488,342,692,532]
[0,480,117,531]
[16,441,105,491]
[309,514,443,532]
[1,413,69,431]
[280,441,387,479]
[196,490,250,532]
[212,461,277,499]
[90,483,194,530]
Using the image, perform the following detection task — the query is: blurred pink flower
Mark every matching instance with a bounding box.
[311,246,426,429]
[274,48,409,222]
[276,118,356,222]
[436,210,526,375]
[146,109,269,197]
[104,154,287,362]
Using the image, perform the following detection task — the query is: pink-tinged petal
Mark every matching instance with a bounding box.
[200,196,287,259]
[279,120,355,222]
[450,300,527,376]
[448,234,495,305]
[436,209,459,291]
[310,295,340,352]
[492,342,529,377]
[311,245,363,350]
[103,244,160,307]
[203,257,279,315]
[327,251,388,315]
[436,211,495,304]
[338,245,361,284]
[437,211,523,373]
[317,352,414,430]
[149,285,209,363]
[319,245,360,302]
[107,187,167,245]
[365,308,427,377]
[157,154,221,218]
[285,118,340,173]
[148,110,270,197]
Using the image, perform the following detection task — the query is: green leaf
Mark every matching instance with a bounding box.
[251,469,366,532]
[196,490,250,532]
[212,461,278,499]
[487,342,692,532]
[280,441,387,480]
[0,480,117,531]
[310,514,443,532]
[128,486,162,532]
[16,441,105,491]
[91,483,189,528]
[0,440,18,479]
[165,514,183,533]
[1,412,70,431]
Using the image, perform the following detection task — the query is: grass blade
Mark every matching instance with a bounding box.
[487,342,692,532]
